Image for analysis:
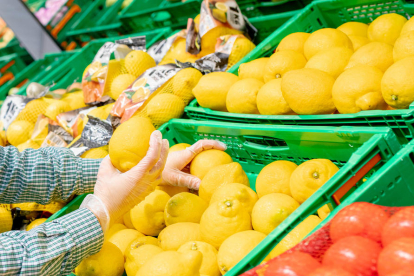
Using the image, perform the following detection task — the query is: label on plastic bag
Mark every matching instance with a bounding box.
[93,42,117,65]
[0,96,34,130]
[116,35,146,51]
[41,132,68,148]
[147,30,186,64]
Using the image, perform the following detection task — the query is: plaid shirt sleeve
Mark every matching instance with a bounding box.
[0,146,101,204]
[0,208,104,276]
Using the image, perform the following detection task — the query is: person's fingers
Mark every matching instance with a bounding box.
[162,168,201,190]
[98,156,119,176]
[150,139,169,175]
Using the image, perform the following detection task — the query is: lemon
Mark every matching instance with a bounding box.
[382,56,414,109]
[227,36,256,70]
[276,32,311,55]
[178,241,220,276]
[61,91,86,110]
[75,242,124,276]
[199,162,249,203]
[337,22,368,37]
[164,192,208,226]
[345,42,394,72]
[17,139,40,152]
[318,204,331,220]
[136,250,202,276]
[367,13,407,45]
[109,116,155,172]
[198,27,242,57]
[105,223,127,241]
[305,47,354,78]
[190,149,233,180]
[210,183,258,215]
[7,120,35,146]
[401,16,414,35]
[0,207,12,233]
[226,78,264,114]
[15,99,49,123]
[238,58,269,82]
[265,215,322,259]
[80,146,108,159]
[333,65,387,114]
[290,159,339,204]
[131,190,171,236]
[108,229,145,256]
[172,68,202,101]
[26,218,47,231]
[44,100,71,120]
[125,236,159,257]
[281,68,336,115]
[217,230,266,274]
[304,28,353,60]
[393,31,414,61]
[193,72,239,111]
[125,50,156,78]
[200,199,252,249]
[263,50,307,82]
[348,35,370,51]
[158,222,201,250]
[169,143,191,153]
[256,79,293,115]
[146,93,185,127]
[156,185,189,197]
[11,202,64,213]
[123,210,135,229]
[125,244,163,276]
[109,73,136,100]
[252,193,300,235]
[160,37,199,65]
[255,160,298,198]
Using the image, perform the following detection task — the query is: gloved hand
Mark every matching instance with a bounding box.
[161,140,227,190]
[81,130,169,232]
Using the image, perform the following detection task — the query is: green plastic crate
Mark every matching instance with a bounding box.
[0,53,31,85]
[0,38,29,58]
[185,0,414,145]
[47,119,401,275]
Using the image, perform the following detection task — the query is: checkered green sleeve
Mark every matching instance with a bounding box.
[0,208,104,276]
[0,146,102,204]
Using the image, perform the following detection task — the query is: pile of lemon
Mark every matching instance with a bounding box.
[194,13,414,115]
[76,145,339,276]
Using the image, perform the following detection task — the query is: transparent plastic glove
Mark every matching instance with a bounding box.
[81,130,169,232]
[161,140,227,190]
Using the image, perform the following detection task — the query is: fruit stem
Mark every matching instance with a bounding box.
[225,200,232,207]
[312,171,319,179]
[191,242,197,250]
[392,95,398,101]
[275,73,281,79]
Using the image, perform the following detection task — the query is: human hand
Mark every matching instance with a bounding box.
[161,140,227,190]
[81,130,169,232]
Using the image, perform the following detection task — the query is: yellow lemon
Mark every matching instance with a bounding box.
[0,207,12,233]
[256,79,294,115]
[199,162,249,203]
[125,244,163,276]
[125,236,159,257]
[158,222,201,251]
[304,28,353,60]
[345,42,394,72]
[255,160,298,198]
[156,185,189,197]
[265,215,322,260]
[44,100,71,120]
[108,229,145,256]
[348,35,371,51]
[333,65,387,114]
[80,146,108,159]
[305,47,354,78]
[200,199,252,249]
[74,242,124,276]
[109,116,155,172]
[124,50,156,78]
[290,159,339,204]
[105,223,127,241]
[109,73,136,100]
[238,58,269,82]
[169,143,191,153]
[210,183,258,215]
[217,230,266,274]
[190,149,233,180]
[251,193,300,235]
[263,50,307,82]
[136,250,202,276]
[178,241,220,276]
[401,16,414,35]
[61,91,86,110]
[227,36,256,70]
[193,72,239,111]
[318,204,331,220]
[226,78,264,114]
[146,93,185,127]
[276,32,311,55]
[337,22,368,37]
[172,68,202,101]
[7,120,35,146]
[131,190,171,236]
[123,210,135,229]
[198,27,242,57]
[393,31,414,61]
[165,192,208,226]
[17,139,40,152]
[160,37,199,65]
[26,218,47,231]
[281,68,336,115]
[15,99,49,123]
[381,56,414,109]
[367,13,407,45]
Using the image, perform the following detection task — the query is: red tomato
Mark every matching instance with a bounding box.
[378,237,414,276]
[330,202,389,243]
[308,266,356,276]
[382,207,414,247]
[264,252,321,276]
[322,236,382,276]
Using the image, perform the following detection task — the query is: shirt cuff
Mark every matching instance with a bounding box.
[78,158,102,194]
